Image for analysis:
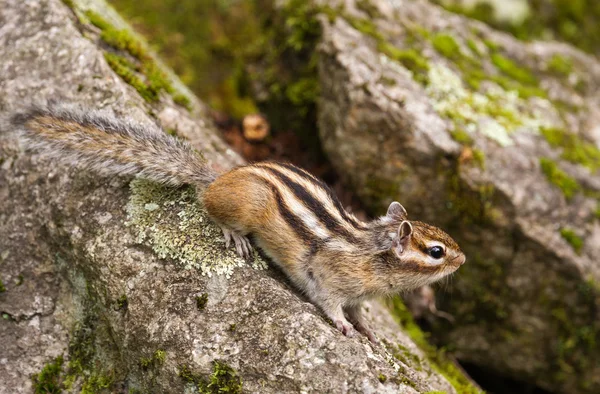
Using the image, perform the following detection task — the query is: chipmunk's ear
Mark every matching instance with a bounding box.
[392,221,413,257]
[386,201,408,220]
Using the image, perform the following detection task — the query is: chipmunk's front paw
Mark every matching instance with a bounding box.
[335,320,357,338]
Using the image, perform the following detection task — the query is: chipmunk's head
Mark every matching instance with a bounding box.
[381,202,465,290]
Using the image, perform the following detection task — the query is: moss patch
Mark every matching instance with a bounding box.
[432,34,461,59]
[32,356,64,394]
[426,64,548,147]
[140,349,166,369]
[196,293,209,310]
[377,43,430,84]
[491,53,537,86]
[560,228,584,254]
[388,298,482,394]
[179,361,242,393]
[539,158,581,199]
[434,0,600,56]
[0,278,5,293]
[541,127,600,172]
[126,179,267,277]
[547,54,574,76]
[84,10,191,108]
[115,294,128,310]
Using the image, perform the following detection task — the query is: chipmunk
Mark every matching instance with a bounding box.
[10,103,466,343]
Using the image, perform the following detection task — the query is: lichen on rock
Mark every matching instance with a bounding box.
[425,63,552,147]
[125,179,267,277]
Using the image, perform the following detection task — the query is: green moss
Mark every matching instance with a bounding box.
[560,228,584,254]
[595,204,600,220]
[100,28,146,60]
[356,0,382,19]
[178,364,201,384]
[85,9,112,31]
[229,323,237,332]
[435,0,600,56]
[541,127,600,171]
[398,375,417,389]
[540,158,581,199]
[490,74,547,99]
[154,350,166,364]
[116,294,128,310]
[483,38,501,52]
[377,43,430,84]
[81,374,115,394]
[85,10,191,108]
[196,293,209,310]
[343,14,431,85]
[2,312,14,321]
[61,0,75,9]
[179,361,242,394]
[104,53,158,102]
[426,63,545,147]
[491,53,537,86]
[378,373,387,383]
[466,39,481,56]
[140,349,166,369]
[432,34,460,59]
[172,93,191,109]
[0,278,5,293]
[32,356,64,394]
[126,179,267,277]
[425,391,448,394]
[16,274,23,286]
[346,16,385,41]
[541,278,600,388]
[388,299,482,394]
[60,281,122,393]
[472,148,486,169]
[201,361,242,394]
[547,54,574,76]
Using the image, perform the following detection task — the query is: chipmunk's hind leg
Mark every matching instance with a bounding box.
[220,226,252,259]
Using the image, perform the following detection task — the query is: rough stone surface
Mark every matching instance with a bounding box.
[0,0,461,393]
[314,0,600,392]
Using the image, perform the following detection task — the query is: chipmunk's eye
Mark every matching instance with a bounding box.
[428,246,445,259]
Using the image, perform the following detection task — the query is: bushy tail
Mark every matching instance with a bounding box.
[10,103,217,186]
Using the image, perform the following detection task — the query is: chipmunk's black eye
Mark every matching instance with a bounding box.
[428,246,445,259]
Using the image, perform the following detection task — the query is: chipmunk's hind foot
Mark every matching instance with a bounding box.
[220,226,252,260]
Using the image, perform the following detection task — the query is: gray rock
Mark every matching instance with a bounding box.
[314,0,600,392]
[0,0,468,392]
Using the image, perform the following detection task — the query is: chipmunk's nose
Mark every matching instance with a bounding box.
[453,254,466,266]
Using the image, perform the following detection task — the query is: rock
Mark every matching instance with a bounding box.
[308,0,600,392]
[0,0,475,393]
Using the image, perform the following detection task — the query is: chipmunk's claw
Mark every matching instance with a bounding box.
[335,320,357,338]
[221,227,252,260]
[233,233,252,260]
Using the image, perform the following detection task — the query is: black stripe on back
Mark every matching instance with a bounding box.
[273,162,368,230]
[260,165,361,244]
[268,180,317,246]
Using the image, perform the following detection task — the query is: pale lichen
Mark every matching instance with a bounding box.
[425,64,551,146]
[126,179,267,277]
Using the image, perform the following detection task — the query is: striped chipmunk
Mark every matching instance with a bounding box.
[10,103,466,343]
